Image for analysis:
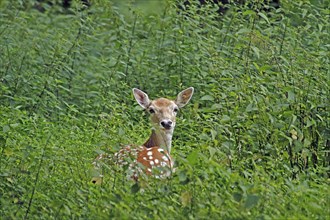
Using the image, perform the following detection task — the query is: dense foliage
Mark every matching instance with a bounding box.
[0,0,329,219]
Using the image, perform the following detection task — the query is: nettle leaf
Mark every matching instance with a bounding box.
[181,191,192,207]
[233,192,243,202]
[287,90,295,102]
[251,46,260,59]
[210,129,217,141]
[187,150,199,166]
[258,12,270,24]
[178,170,187,182]
[131,183,140,194]
[221,115,231,123]
[237,28,251,35]
[3,125,10,133]
[246,103,258,112]
[244,194,260,209]
[243,10,256,16]
[208,147,217,159]
[305,118,316,128]
[200,95,214,101]
[211,103,222,110]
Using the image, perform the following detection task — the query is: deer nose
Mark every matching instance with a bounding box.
[160,120,173,130]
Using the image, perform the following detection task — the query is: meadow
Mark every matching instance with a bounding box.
[0,0,329,219]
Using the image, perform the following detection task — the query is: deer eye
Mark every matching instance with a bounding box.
[149,108,155,114]
[173,108,179,113]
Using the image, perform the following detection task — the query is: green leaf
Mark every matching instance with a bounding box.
[287,90,295,101]
[131,183,140,194]
[258,12,270,24]
[245,194,259,209]
[306,118,315,128]
[208,147,217,159]
[3,125,10,133]
[243,10,256,16]
[221,115,231,123]
[237,28,251,34]
[211,103,222,110]
[187,150,199,166]
[233,192,243,202]
[10,123,19,128]
[251,46,260,59]
[200,95,214,101]
[178,170,187,182]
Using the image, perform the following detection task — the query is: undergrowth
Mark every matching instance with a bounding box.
[0,0,329,219]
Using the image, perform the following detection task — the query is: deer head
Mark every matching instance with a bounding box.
[132,87,194,153]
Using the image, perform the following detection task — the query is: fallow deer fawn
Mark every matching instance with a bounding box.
[92,87,194,183]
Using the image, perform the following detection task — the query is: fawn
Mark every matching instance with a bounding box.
[92,87,194,183]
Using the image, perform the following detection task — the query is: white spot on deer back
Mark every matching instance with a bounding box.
[160,161,167,167]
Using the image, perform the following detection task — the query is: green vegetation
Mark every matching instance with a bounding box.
[1,0,329,219]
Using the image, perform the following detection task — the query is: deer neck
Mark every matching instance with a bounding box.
[143,128,173,153]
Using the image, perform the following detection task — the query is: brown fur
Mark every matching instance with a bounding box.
[137,147,172,176]
[152,98,174,107]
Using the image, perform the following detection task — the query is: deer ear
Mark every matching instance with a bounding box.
[175,87,194,108]
[133,88,151,109]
